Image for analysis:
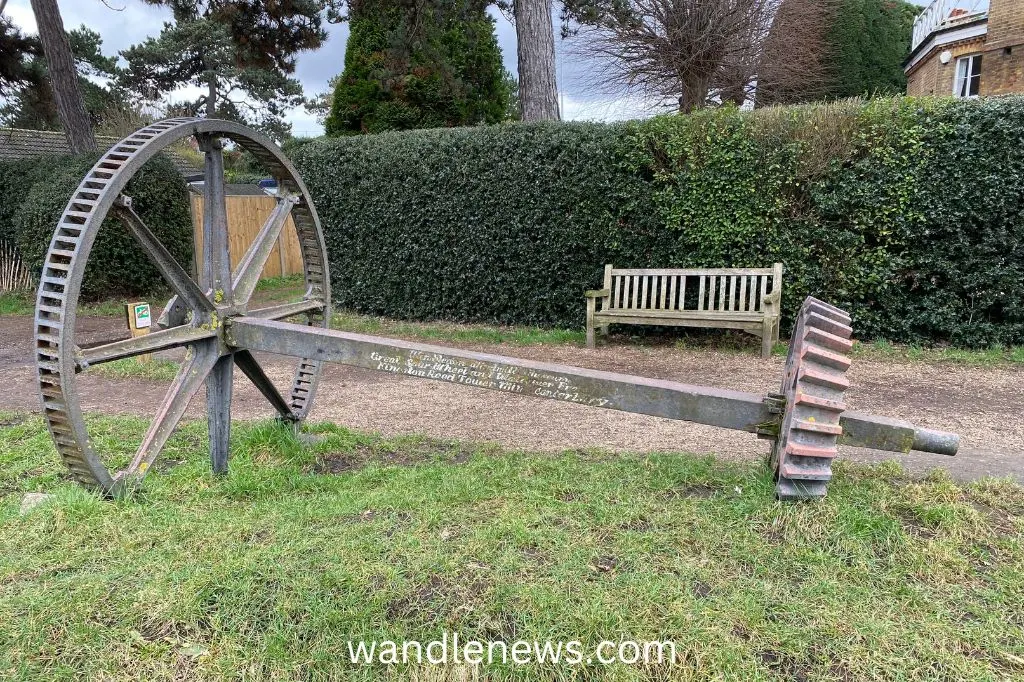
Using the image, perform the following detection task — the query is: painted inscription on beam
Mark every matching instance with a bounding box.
[369,349,611,407]
[227,317,773,434]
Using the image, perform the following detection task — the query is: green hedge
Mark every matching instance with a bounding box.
[0,156,71,247]
[293,97,1024,347]
[1,153,193,300]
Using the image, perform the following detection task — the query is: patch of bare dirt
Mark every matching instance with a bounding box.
[385,574,490,623]
[310,438,481,475]
[660,483,722,499]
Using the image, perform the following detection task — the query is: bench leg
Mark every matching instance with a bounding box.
[586,300,596,349]
[761,318,774,359]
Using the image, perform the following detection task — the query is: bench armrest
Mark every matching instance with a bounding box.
[585,289,611,299]
[762,288,782,316]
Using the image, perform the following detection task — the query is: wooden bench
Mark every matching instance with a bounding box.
[585,263,783,358]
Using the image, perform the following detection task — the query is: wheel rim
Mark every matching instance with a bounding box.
[34,118,331,495]
[771,297,853,501]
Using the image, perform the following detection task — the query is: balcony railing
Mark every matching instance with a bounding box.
[912,0,989,51]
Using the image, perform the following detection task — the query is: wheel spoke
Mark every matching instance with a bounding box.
[234,349,296,421]
[198,134,233,304]
[113,200,213,315]
[76,325,216,369]
[232,195,297,305]
[206,355,234,474]
[245,299,324,321]
[116,341,220,487]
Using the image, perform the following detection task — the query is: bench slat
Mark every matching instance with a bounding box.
[603,269,779,314]
[611,267,775,276]
[595,309,765,321]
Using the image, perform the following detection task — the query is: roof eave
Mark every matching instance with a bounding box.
[904,17,989,69]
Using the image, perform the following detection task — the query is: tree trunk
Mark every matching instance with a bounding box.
[515,0,560,121]
[678,76,711,113]
[29,0,95,154]
[206,73,216,117]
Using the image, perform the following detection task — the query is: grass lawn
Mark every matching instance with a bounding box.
[85,357,181,382]
[1,413,1022,681]
[331,311,587,347]
[0,290,162,318]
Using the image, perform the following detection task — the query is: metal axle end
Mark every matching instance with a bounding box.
[912,428,960,456]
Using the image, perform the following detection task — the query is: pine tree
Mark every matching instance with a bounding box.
[512,0,560,121]
[325,0,511,135]
[120,1,328,139]
[0,21,123,132]
[28,0,96,152]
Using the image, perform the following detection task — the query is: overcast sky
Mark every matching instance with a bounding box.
[4,0,945,135]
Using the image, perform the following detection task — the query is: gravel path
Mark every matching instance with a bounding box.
[1,315,1021,482]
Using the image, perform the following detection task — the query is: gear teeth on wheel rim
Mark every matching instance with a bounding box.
[34,118,332,495]
[772,296,853,501]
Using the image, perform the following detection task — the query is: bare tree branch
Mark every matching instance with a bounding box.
[571,0,838,112]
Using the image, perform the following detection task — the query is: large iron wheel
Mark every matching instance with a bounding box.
[34,118,331,497]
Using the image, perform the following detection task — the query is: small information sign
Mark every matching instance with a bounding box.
[132,303,151,329]
[126,302,153,363]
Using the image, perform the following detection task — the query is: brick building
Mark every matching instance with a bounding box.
[906,0,1024,97]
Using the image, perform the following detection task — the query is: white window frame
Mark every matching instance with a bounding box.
[953,54,983,98]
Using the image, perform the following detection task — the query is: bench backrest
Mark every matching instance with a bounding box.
[604,264,783,314]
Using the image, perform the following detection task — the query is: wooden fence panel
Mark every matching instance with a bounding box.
[190,193,304,281]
